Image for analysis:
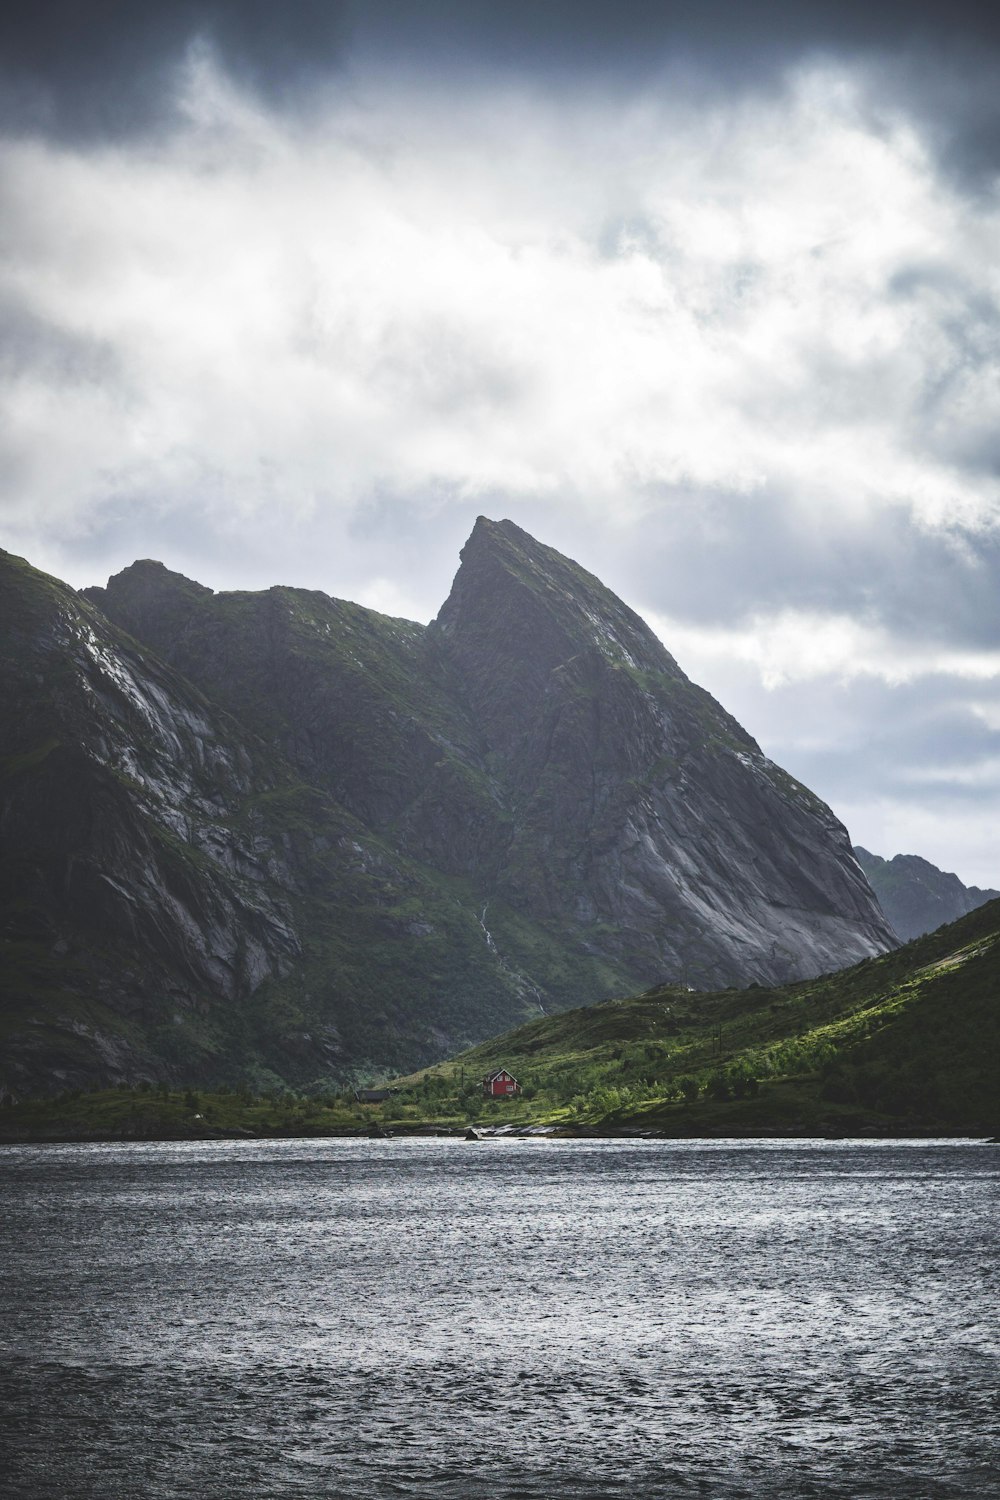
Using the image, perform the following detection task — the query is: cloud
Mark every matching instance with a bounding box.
[2,56,998,553]
[5,3,1000,223]
[621,497,1000,658]
[0,1,355,138]
[639,608,1000,691]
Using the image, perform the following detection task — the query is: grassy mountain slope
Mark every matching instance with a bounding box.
[397,897,1000,1135]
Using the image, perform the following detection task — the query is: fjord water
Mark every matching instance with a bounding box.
[1,1140,996,1499]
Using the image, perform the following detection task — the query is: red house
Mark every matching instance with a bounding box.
[482,1068,521,1098]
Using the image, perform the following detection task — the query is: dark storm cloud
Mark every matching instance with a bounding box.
[0,0,353,137]
[357,0,1000,71]
[4,0,1000,140]
[873,47,1000,193]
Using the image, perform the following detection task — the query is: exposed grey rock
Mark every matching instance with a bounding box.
[429,519,895,988]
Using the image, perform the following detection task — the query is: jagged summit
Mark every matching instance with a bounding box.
[437,515,684,674]
[83,560,213,663]
[456,514,753,684]
[432,517,754,768]
[429,520,895,985]
[84,555,213,610]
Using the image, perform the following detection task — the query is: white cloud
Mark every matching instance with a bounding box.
[897,757,1000,787]
[353,574,433,622]
[969,700,1000,733]
[834,796,1000,892]
[2,52,999,563]
[640,607,1000,690]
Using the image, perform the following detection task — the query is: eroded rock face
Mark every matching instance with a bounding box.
[2,520,896,1095]
[1,552,537,1096]
[430,519,895,988]
[0,556,300,1094]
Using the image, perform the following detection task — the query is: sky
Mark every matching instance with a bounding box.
[2,1,999,887]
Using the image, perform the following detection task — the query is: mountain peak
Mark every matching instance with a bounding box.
[462,514,554,559]
[436,516,680,680]
[90,557,213,598]
[3,535,899,1096]
[82,559,213,659]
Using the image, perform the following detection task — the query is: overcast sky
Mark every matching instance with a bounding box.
[2,2,999,886]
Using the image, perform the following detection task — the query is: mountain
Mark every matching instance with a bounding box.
[1,520,894,1097]
[405,895,1000,1138]
[0,550,544,1100]
[855,847,1000,942]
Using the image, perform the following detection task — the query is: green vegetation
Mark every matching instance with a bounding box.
[0,1084,378,1142]
[6,899,997,1142]
[386,895,999,1137]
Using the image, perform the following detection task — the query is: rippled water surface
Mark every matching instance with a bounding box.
[1,1138,997,1498]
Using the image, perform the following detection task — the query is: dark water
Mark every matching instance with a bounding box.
[0,1138,997,1499]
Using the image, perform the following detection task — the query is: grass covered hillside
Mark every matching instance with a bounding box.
[396,896,1000,1136]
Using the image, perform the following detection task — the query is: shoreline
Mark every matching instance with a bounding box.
[1,1123,991,1146]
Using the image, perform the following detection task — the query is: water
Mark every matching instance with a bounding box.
[0,1138,997,1498]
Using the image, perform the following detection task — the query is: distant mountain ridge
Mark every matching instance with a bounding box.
[1,520,894,1096]
[855,847,1000,942]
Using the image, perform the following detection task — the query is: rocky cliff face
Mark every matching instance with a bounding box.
[2,521,895,1095]
[1,553,539,1098]
[0,553,295,1093]
[431,520,894,986]
[855,847,1000,942]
